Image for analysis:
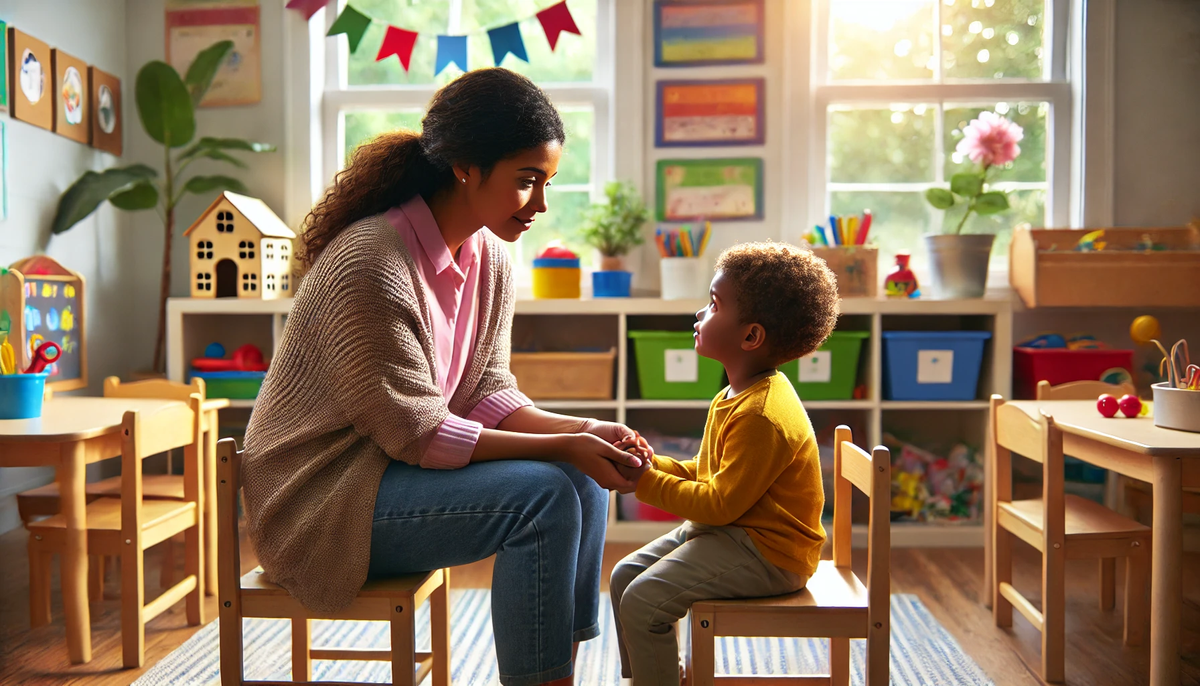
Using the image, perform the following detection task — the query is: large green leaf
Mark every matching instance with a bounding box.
[179,147,249,169]
[974,191,1010,215]
[183,40,233,108]
[109,181,160,210]
[950,172,983,198]
[185,137,277,155]
[136,61,195,148]
[925,188,956,210]
[182,175,248,197]
[52,165,158,234]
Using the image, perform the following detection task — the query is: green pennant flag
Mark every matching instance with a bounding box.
[328,5,372,53]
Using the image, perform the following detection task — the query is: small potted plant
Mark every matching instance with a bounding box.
[924,111,1023,298]
[580,181,649,297]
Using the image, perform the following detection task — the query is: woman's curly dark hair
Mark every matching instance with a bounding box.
[297,68,565,272]
[715,241,840,365]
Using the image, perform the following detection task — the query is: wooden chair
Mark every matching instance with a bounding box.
[990,395,1150,683]
[27,393,206,668]
[216,438,451,686]
[684,426,889,686]
[18,377,212,600]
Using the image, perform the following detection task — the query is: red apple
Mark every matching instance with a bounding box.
[1118,394,1142,418]
[1096,394,1119,418]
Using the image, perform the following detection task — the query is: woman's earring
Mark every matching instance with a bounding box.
[461,178,467,184]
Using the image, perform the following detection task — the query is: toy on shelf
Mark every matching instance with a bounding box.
[1095,393,1147,418]
[0,256,88,391]
[884,433,982,523]
[1131,314,1196,390]
[1075,229,1107,252]
[883,252,920,299]
[531,240,581,299]
[185,191,297,300]
[189,342,269,400]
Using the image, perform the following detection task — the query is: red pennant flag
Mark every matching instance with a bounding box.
[377,25,419,71]
[285,0,330,21]
[536,1,581,51]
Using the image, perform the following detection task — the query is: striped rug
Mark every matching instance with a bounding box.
[134,591,993,685]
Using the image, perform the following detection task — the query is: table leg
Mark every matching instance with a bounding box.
[204,411,219,596]
[1150,456,1182,686]
[60,441,91,663]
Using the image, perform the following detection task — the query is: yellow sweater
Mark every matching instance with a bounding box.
[636,373,826,579]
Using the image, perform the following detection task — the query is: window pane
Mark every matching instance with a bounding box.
[829,105,935,183]
[830,191,932,273]
[946,188,1045,258]
[942,0,1045,79]
[556,108,593,186]
[343,110,424,164]
[829,1,934,81]
[519,190,592,268]
[346,0,596,86]
[944,102,1047,182]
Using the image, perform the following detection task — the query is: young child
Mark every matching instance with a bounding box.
[611,242,840,686]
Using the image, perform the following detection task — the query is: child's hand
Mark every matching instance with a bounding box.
[613,434,654,484]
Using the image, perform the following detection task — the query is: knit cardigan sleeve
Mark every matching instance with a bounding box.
[461,237,530,417]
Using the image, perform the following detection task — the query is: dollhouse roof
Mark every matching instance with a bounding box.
[183,191,297,239]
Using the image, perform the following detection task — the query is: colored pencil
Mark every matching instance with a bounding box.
[857,210,872,245]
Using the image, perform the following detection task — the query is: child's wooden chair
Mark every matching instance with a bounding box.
[684,426,889,686]
[216,438,451,686]
[18,377,210,600]
[26,394,206,668]
[990,395,1150,683]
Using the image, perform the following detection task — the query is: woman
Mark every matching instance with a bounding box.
[242,68,642,686]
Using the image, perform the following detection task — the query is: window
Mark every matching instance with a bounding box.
[242,273,258,292]
[265,241,275,261]
[196,240,213,260]
[282,274,291,292]
[195,272,212,292]
[324,0,612,284]
[239,240,256,260]
[266,274,277,292]
[216,211,235,233]
[812,0,1069,273]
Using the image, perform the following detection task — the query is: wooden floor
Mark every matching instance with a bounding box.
[1,522,1197,686]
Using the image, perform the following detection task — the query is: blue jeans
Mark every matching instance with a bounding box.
[369,459,608,686]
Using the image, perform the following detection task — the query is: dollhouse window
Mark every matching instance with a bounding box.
[281,274,290,292]
[216,211,235,233]
[265,242,274,260]
[281,243,290,262]
[242,273,258,292]
[238,240,257,260]
[196,240,213,260]
[195,272,212,292]
[266,274,276,292]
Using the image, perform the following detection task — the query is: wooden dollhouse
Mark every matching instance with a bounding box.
[183,191,297,300]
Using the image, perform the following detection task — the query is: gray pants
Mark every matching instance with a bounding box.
[610,521,808,686]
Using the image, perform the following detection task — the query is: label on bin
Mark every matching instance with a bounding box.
[664,349,699,383]
[797,351,832,383]
[917,350,954,384]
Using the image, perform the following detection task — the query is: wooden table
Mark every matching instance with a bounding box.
[0,396,195,663]
[986,400,1200,686]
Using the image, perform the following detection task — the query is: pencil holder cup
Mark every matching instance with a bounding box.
[660,257,708,300]
[1151,382,1200,433]
[0,373,49,420]
[592,270,632,298]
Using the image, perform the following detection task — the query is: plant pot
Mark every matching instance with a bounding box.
[924,233,995,299]
[598,254,626,272]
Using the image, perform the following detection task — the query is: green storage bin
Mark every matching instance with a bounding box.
[190,371,265,400]
[628,330,725,400]
[779,331,868,400]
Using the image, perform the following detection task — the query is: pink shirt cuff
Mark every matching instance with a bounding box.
[420,414,483,470]
[466,388,534,429]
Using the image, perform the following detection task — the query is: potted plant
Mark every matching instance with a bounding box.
[50,41,276,373]
[924,111,1024,298]
[581,181,649,273]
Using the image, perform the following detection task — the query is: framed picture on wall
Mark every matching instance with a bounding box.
[8,27,53,130]
[51,49,90,144]
[89,66,122,156]
[656,78,765,147]
[653,0,765,67]
[656,158,764,222]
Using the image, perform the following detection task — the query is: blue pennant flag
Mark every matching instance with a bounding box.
[487,22,527,65]
[436,35,468,75]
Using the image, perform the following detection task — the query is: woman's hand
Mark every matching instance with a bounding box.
[577,418,638,445]
[613,436,655,486]
[558,433,641,493]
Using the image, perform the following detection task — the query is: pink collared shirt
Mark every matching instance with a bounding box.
[387,197,532,469]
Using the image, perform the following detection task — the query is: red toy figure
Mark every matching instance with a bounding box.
[885,252,920,298]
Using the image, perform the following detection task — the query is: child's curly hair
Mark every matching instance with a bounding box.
[715,241,840,365]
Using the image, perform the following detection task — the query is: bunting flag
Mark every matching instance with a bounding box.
[327,5,372,53]
[377,25,419,71]
[487,22,528,65]
[285,0,330,21]
[305,1,580,77]
[536,1,581,51]
[436,35,469,76]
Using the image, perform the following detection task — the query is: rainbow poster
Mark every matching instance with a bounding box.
[653,0,764,67]
[656,78,764,147]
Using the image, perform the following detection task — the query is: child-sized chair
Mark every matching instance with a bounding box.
[26,394,206,668]
[216,438,451,686]
[990,395,1150,683]
[684,426,889,686]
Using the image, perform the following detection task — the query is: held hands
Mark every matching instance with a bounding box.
[560,433,643,493]
[613,434,655,486]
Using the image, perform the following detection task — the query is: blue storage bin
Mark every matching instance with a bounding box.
[0,372,49,419]
[882,331,991,401]
[592,270,632,298]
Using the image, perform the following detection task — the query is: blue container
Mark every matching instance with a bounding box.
[882,331,991,401]
[0,373,50,419]
[592,270,632,298]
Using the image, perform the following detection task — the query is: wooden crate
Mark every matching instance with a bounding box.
[809,246,878,298]
[1009,225,1200,308]
[510,349,616,400]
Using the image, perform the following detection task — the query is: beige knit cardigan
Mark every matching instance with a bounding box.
[242,213,519,612]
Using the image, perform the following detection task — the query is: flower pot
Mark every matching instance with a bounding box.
[924,233,995,299]
[598,254,626,272]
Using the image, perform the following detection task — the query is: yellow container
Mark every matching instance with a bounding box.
[532,258,581,299]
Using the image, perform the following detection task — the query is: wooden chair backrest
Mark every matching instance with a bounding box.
[105,375,206,403]
[120,394,202,542]
[989,395,1064,544]
[831,426,889,626]
[217,438,243,614]
[1036,379,1134,401]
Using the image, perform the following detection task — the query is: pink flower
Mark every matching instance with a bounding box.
[956,111,1024,167]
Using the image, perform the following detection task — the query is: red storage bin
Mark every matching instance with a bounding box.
[1013,347,1134,399]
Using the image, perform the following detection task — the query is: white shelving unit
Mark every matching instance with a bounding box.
[167,293,1013,547]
